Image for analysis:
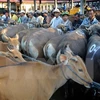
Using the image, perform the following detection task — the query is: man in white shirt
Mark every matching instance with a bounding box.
[50,9,63,28]
[36,10,44,24]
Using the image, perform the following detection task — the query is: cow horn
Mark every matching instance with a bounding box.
[70,57,78,62]
[2,34,10,42]
[15,34,19,39]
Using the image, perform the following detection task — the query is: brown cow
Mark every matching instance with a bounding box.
[0,47,94,100]
[44,28,87,64]
[20,28,43,53]
[43,35,64,63]
[21,28,60,59]
[0,24,28,41]
[1,34,20,51]
[0,47,26,66]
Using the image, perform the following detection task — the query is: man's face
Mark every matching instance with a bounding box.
[74,15,79,21]
[62,15,68,21]
[5,12,9,17]
[28,14,32,18]
[54,12,60,17]
[20,13,24,17]
[88,11,95,19]
[43,13,47,17]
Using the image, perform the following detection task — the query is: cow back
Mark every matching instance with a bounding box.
[85,35,100,82]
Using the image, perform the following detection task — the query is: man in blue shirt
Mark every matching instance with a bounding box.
[20,10,28,24]
[1,11,10,24]
[50,8,63,28]
[80,9,99,28]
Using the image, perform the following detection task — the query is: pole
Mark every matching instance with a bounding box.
[71,0,73,9]
[80,0,85,14]
[7,0,11,17]
[34,0,36,11]
[54,0,57,9]
[7,0,10,12]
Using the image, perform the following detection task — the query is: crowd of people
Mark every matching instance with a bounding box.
[0,7,99,32]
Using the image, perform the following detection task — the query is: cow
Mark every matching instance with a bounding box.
[18,28,42,43]
[1,34,20,51]
[20,28,43,53]
[0,46,95,100]
[21,28,61,59]
[0,24,28,41]
[85,34,100,83]
[87,23,100,36]
[0,47,26,66]
[44,28,88,64]
[43,35,65,63]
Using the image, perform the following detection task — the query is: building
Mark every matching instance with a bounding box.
[0,0,100,12]
[20,0,100,12]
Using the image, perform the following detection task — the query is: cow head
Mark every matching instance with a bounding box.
[7,47,26,62]
[59,46,93,88]
[2,34,20,50]
[87,23,100,36]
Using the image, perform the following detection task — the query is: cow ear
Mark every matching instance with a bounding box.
[60,54,67,63]
[2,34,10,42]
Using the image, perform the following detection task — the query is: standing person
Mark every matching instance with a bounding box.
[42,10,49,24]
[72,13,82,30]
[1,10,10,24]
[80,9,99,28]
[11,10,18,22]
[20,10,28,24]
[50,8,63,28]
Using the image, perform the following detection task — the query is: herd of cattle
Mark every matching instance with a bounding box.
[0,23,100,100]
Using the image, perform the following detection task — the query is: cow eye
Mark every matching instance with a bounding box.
[15,56,18,58]
[78,69,83,72]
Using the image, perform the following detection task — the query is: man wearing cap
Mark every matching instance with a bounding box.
[42,10,49,24]
[20,10,28,24]
[50,8,63,28]
[61,12,72,31]
[11,10,18,22]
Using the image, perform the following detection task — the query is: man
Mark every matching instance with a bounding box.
[57,12,72,32]
[1,10,10,24]
[72,13,82,30]
[11,10,18,22]
[42,10,50,24]
[80,9,99,28]
[36,10,44,24]
[20,10,28,24]
[28,12,36,23]
[50,8,63,28]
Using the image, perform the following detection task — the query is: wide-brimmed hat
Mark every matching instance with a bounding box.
[61,12,69,16]
[53,9,60,13]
